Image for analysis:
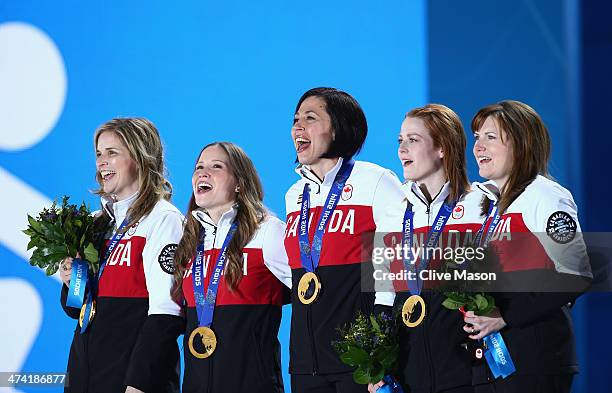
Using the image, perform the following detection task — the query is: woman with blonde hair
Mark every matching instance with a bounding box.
[59,118,185,393]
[174,142,291,393]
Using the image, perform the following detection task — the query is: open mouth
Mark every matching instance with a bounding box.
[196,181,213,194]
[100,170,116,182]
[295,137,311,153]
[477,156,492,165]
[402,159,414,167]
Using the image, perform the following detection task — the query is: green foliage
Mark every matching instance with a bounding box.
[442,291,496,316]
[23,196,99,276]
[439,244,500,316]
[332,312,400,385]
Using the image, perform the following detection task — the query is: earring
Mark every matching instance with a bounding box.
[235,186,240,193]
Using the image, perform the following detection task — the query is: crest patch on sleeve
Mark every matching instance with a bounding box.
[158,244,178,274]
[546,211,577,244]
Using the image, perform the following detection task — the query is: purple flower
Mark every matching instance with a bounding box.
[43,212,58,221]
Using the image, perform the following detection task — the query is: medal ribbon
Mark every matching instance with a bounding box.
[66,258,88,308]
[192,221,238,328]
[80,218,129,333]
[483,332,516,378]
[472,203,516,378]
[474,203,500,248]
[455,203,501,273]
[402,199,456,295]
[298,159,354,272]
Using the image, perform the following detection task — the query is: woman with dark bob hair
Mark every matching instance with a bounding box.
[284,87,405,393]
[173,142,291,393]
[465,100,592,393]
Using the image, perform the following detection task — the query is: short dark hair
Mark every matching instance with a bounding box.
[295,87,368,159]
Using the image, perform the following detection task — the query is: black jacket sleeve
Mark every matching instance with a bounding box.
[496,271,591,329]
[124,314,185,392]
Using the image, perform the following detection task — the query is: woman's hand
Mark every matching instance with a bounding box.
[368,381,385,392]
[59,257,73,286]
[463,308,507,340]
[125,386,144,393]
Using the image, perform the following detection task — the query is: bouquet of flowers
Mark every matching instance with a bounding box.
[440,244,516,378]
[23,196,99,275]
[333,312,404,392]
[440,245,500,315]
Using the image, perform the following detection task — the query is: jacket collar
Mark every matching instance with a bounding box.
[402,180,451,208]
[192,204,238,231]
[295,157,344,188]
[101,192,138,226]
[472,180,500,204]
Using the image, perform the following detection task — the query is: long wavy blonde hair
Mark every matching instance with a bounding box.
[173,142,266,296]
[93,118,172,230]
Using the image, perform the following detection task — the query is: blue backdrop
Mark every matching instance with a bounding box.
[1,1,610,392]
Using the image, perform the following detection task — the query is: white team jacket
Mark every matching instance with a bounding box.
[181,206,292,298]
[284,157,406,306]
[473,175,592,278]
[98,192,184,315]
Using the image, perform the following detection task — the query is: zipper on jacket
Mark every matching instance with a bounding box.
[422,294,436,392]
[300,174,326,376]
[307,305,319,375]
[205,226,218,393]
[423,215,435,392]
[300,170,322,195]
[423,214,435,392]
[206,355,214,393]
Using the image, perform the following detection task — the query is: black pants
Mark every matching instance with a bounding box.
[291,373,368,393]
[474,374,573,393]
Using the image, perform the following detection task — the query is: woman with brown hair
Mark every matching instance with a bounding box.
[465,100,592,393]
[59,118,184,393]
[173,142,291,393]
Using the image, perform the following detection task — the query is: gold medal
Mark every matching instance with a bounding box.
[402,295,426,327]
[297,272,321,305]
[188,326,217,359]
[79,300,96,328]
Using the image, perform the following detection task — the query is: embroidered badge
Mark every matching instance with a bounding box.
[341,184,353,201]
[158,243,178,274]
[546,211,577,244]
[127,221,139,236]
[452,204,465,219]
